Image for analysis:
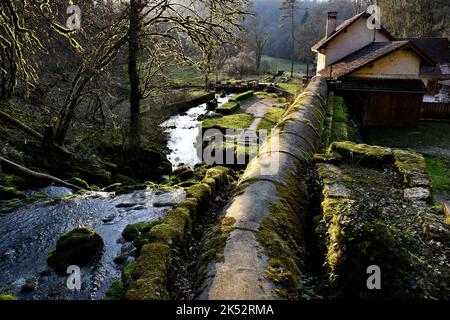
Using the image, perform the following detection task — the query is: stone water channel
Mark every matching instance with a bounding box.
[0,94,232,300]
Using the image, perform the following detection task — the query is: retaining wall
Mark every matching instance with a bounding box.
[198,76,328,300]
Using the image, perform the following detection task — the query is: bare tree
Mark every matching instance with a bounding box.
[280,0,299,78]
[249,14,270,74]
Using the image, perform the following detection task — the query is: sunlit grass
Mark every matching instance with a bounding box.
[425,155,450,192]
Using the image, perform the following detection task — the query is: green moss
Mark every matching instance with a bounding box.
[429,204,445,216]
[331,122,348,142]
[277,78,302,95]
[171,167,195,181]
[126,242,171,300]
[115,184,147,195]
[196,217,236,289]
[0,174,25,188]
[47,228,104,274]
[68,177,90,190]
[229,90,254,102]
[257,106,287,131]
[329,141,393,164]
[424,155,450,192]
[0,185,25,200]
[316,158,444,299]
[176,198,200,220]
[124,167,231,300]
[186,183,212,205]
[122,222,148,242]
[0,295,17,300]
[132,235,149,252]
[256,170,309,299]
[203,114,254,132]
[122,261,137,284]
[104,281,126,300]
[216,102,240,115]
[149,223,184,245]
[393,150,429,188]
[333,109,347,123]
[24,192,48,203]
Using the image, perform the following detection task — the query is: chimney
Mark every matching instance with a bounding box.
[326,12,338,38]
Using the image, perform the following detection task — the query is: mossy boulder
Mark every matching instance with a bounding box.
[216,102,240,115]
[229,90,254,102]
[68,177,90,190]
[115,183,147,195]
[0,185,25,200]
[104,281,126,300]
[122,222,148,242]
[186,183,212,205]
[171,166,195,181]
[119,148,172,182]
[47,228,104,274]
[126,242,171,300]
[0,295,17,300]
[329,141,393,164]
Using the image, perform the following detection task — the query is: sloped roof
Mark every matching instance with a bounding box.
[312,12,395,51]
[403,38,450,64]
[319,41,435,79]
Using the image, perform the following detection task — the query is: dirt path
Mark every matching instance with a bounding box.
[240,96,279,131]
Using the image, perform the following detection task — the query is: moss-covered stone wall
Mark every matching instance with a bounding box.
[123,166,230,300]
[198,76,329,300]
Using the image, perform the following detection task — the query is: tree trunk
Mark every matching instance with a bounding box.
[0,156,82,191]
[0,110,43,140]
[290,5,295,78]
[128,0,142,152]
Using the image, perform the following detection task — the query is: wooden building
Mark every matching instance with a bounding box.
[312,12,439,126]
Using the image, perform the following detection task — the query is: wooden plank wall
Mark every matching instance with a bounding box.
[422,102,450,119]
[362,92,422,126]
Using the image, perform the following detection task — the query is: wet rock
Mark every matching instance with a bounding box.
[102,183,122,192]
[122,222,147,242]
[207,99,218,110]
[68,178,90,190]
[121,242,136,256]
[116,203,137,209]
[172,166,195,181]
[101,215,116,223]
[153,202,179,208]
[423,213,450,241]
[403,187,431,201]
[39,270,51,277]
[113,255,127,265]
[47,228,104,274]
[323,183,352,198]
[21,277,38,293]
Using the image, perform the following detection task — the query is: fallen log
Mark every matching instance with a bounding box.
[0,110,73,157]
[0,156,82,191]
[0,110,43,140]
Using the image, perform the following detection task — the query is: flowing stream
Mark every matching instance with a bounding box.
[0,186,185,300]
[0,94,232,300]
[162,94,233,170]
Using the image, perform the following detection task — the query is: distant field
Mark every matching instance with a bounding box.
[165,65,204,87]
[261,55,308,74]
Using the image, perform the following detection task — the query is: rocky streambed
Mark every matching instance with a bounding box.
[0,185,185,300]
